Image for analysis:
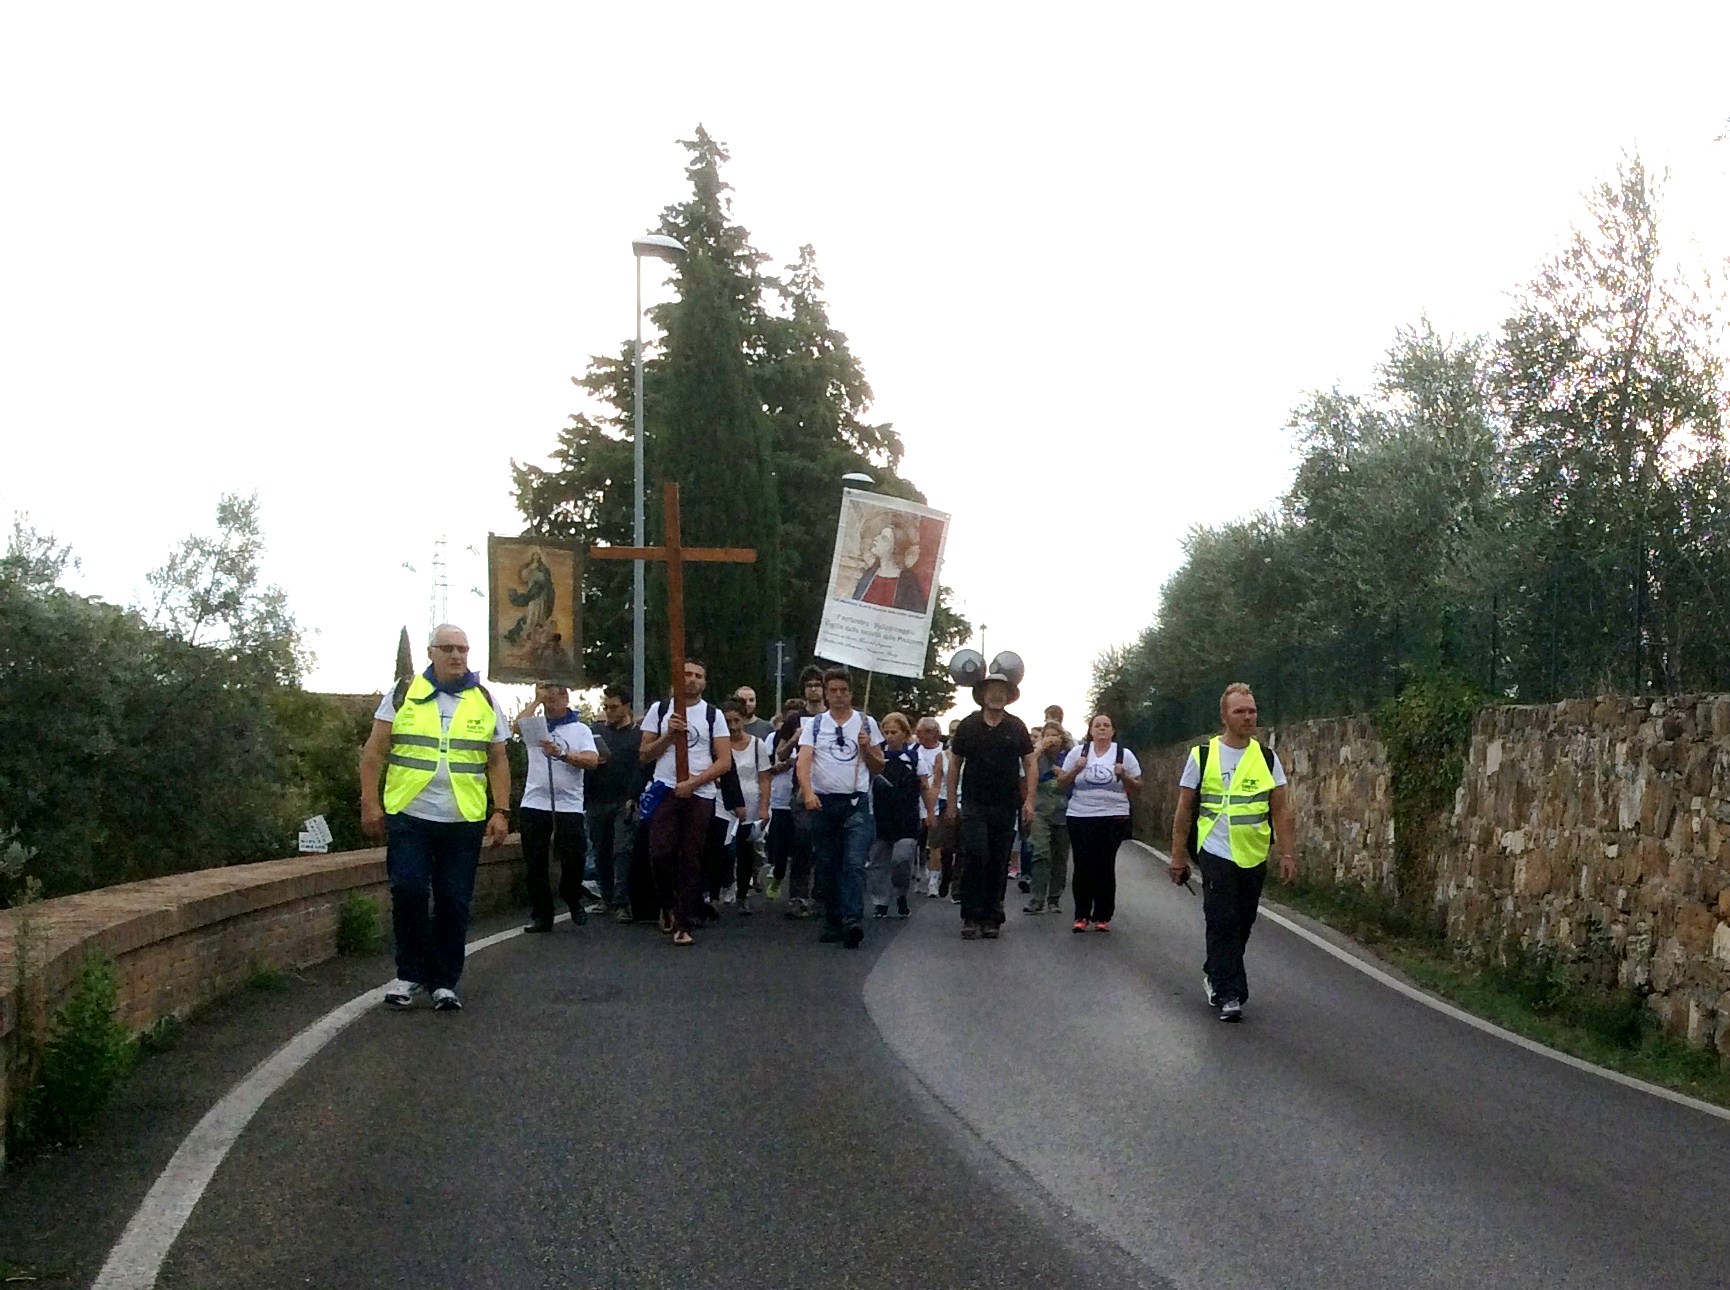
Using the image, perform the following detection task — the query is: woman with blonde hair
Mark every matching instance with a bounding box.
[1055,711,1142,932]
[867,711,935,918]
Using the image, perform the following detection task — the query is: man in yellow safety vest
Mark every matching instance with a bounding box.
[1168,682,1296,1022]
[360,623,512,1011]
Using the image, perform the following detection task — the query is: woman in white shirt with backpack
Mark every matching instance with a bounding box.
[1056,711,1142,933]
[717,699,773,911]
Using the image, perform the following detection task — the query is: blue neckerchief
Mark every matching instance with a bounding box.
[423,665,480,697]
[547,710,585,731]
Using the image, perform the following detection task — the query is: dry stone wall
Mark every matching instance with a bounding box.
[1135,695,1730,1056]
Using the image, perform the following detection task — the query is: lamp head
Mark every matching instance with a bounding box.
[632,235,686,262]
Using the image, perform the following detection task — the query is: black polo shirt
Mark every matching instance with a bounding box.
[950,711,1034,812]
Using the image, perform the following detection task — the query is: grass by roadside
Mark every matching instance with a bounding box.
[1266,875,1730,1110]
[0,1255,75,1282]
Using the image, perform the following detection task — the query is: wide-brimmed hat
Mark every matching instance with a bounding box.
[971,650,1024,705]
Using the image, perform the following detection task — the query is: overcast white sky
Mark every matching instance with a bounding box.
[4,3,1727,722]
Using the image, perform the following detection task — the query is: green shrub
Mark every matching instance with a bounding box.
[335,892,384,956]
[246,963,292,992]
[10,955,135,1155]
[1374,672,1481,912]
[136,1013,185,1055]
[1486,941,1567,1013]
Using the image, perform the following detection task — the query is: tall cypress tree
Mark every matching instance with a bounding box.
[639,127,780,696]
[514,127,963,712]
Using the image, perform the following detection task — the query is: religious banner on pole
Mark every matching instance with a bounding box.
[813,489,950,679]
[486,535,584,685]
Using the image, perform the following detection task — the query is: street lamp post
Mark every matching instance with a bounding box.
[631,234,686,714]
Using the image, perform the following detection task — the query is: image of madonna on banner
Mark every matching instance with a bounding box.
[815,490,949,679]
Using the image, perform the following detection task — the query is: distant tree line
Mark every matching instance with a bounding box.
[512,126,969,716]
[0,499,369,905]
[1094,160,1730,747]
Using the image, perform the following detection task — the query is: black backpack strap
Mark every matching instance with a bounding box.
[1258,739,1277,849]
[1115,742,1126,765]
[391,676,411,711]
[1187,739,1210,859]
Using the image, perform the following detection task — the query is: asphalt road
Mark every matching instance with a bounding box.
[12,842,1730,1288]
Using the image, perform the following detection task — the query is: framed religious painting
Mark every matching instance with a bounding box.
[486,534,583,686]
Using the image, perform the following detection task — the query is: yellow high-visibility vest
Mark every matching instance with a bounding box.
[383,675,496,821]
[1192,736,1275,868]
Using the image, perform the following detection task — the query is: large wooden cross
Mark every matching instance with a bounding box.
[589,482,757,778]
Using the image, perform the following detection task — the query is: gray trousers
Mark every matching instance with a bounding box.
[866,836,919,907]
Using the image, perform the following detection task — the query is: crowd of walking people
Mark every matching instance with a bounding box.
[362,625,1292,1023]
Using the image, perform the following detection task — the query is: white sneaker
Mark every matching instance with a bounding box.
[926,872,941,897]
[1203,973,1219,1009]
[431,987,462,1012]
[722,888,736,904]
[383,979,425,1009]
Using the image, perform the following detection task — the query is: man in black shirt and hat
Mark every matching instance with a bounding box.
[943,658,1037,940]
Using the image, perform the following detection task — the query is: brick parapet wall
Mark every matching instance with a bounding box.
[1135,695,1730,1057]
[0,841,524,1162]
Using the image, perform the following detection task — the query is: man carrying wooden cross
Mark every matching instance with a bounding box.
[638,658,732,945]
[592,482,755,947]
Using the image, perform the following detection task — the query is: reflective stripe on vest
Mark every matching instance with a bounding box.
[1193,736,1275,868]
[383,676,496,820]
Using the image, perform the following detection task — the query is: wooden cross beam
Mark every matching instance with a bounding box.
[589,482,757,779]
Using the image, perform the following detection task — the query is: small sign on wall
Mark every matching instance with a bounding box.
[298,815,332,854]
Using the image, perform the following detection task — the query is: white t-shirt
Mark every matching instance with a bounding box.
[642,698,724,800]
[1178,740,1288,860]
[769,745,796,811]
[374,683,511,824]
[799,709,882,796]
[521,716,597,813]
[716,734,773,821]
[1061,742,1143,819]
[915,743,946,818]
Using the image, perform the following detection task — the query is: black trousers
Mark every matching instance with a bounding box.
[702,816,731,903]
[768,809,795,881]
[1197,851,1269,1004]
[958,805,1017,926]
[1068,815,1128,923]
[519,807,587,925]
[628,815,658,922]
[731,823,759,899]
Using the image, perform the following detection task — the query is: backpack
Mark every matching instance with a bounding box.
[803,710,873,794]
[872,746,922,841]
[637,699,724,822]
[1186,738,1277,859]
[1073,740,1129,825]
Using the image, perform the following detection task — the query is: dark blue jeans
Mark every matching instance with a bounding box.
[386,813,484,990]
[809,793,871,930]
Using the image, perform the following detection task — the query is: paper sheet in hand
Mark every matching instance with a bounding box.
[518,714,551,748]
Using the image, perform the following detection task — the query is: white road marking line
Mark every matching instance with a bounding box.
[91,913,567,1290]
[1129,840,1730,1123]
